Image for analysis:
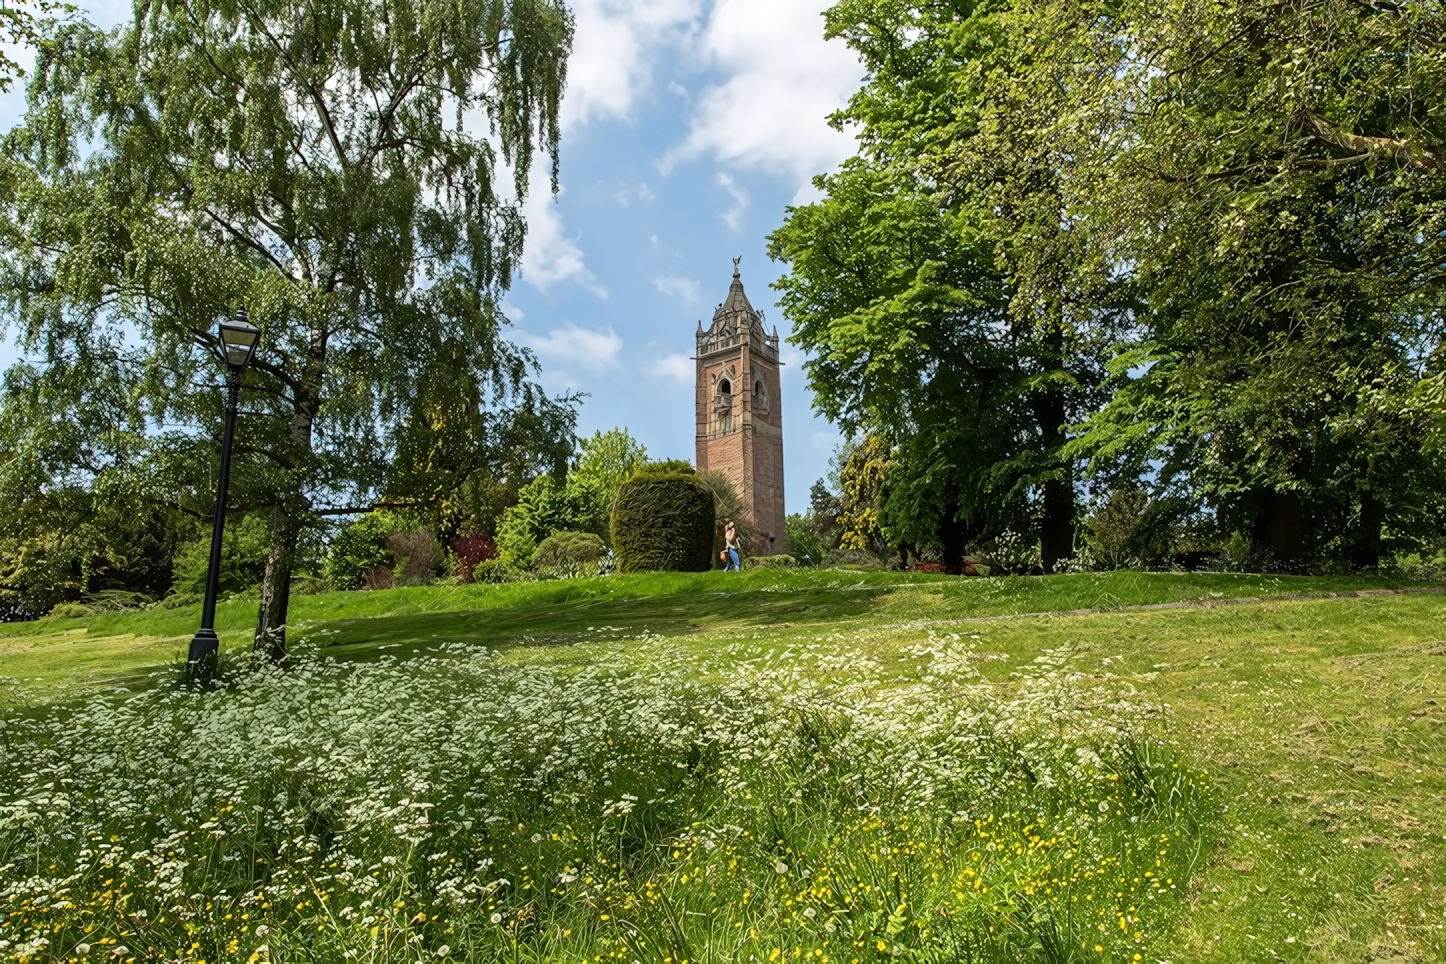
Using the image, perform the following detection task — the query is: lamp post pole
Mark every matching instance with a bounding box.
[187,308,260,676]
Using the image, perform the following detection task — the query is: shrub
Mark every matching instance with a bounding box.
[324,513,396,589]
[386,531,441,585]
[823,548,888,571]
[172,514,272,596]
[785,510,833,567]
[472,558,525,584]
[43,590,156,620]
[450,531,498,583]
[496,476,600,569]
[611,464,716,573]
[698,469,755,561]
[988,529,1042,575]
[744,554,797,570]
[535,531,605,569]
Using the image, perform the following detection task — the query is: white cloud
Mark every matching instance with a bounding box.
[654,274,701,304]
[616,181,657,206]
[716,171,749,230]
[561,0,702,130]
[515,322,624,371]
[518,186,609,298]
[651,351,694,382]
[661,0,864,185]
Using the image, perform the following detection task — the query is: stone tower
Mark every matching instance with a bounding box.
[695,258,786,554]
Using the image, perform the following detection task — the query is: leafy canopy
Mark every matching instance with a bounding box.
[0,0,575,632]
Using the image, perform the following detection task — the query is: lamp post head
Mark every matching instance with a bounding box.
[218,308,260,371]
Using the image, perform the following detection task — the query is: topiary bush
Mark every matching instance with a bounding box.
[611,464,716,573]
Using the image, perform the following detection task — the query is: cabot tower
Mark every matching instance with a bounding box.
[695,258,785,553]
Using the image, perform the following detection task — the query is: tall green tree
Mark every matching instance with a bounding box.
[0,0,573,647]
[772,0,1122,572]
[1070,0,1446,565]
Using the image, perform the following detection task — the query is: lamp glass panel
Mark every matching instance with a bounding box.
[219,322,259,367]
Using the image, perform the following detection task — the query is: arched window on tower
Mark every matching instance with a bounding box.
[712,375,735,435]
[752,378,769,414]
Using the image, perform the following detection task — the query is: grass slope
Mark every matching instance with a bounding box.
[0,570,1443,962]
[0,569,1427,705]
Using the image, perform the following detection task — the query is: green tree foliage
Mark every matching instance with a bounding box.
[0,0,573,651]
[495,475,597,569]
[492,428,646,568]
[571,428,649,506]
[610,464,715,574]
[1067,0,1446,567]
[0,359,191,615]
[0,0,70,93]
[324,513,397,591]
[172,514,272,597]
[778,0,1446,572]
[770,0,1121,573]
[785,479,844,567]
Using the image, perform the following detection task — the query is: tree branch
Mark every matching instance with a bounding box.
[1297,108,1446,175]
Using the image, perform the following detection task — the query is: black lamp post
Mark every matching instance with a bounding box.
[187,308,261,674]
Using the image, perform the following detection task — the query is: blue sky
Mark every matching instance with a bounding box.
[0,0,865,512]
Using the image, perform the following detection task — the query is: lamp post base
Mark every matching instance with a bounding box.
[187,629,220,680]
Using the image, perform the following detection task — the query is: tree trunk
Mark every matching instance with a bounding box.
[1251,489,1303,567]
[940,500,965,576]
[253,327,325,663]
[1040,475,1074,574]
[1354,488,1383,570]
[253,503,299,662]
[1033,388,1075,574]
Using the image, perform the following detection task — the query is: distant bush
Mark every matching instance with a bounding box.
[451,531,498,583]
[155,591,203,610]
[535,531,605,569]
[172,514,271,596]
[386,531,441,585]
[497,476,599,569]
[822,549,888,571]
[325,513,396,589]
[911,562,946,574]
[988,530,1042,575]
[472,559,526,584]
[745,554,797,570]
[612,464,715,573]
[289,574,332,596]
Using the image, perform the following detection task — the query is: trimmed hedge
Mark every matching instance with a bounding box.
[611,465,716,573]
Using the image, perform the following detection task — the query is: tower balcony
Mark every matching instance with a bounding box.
[696,326,780,361]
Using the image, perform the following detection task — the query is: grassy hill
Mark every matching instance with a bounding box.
[1,570,1442,962]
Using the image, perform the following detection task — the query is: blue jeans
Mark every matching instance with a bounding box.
[724,547,741,571]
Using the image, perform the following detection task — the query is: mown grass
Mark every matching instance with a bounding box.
[0,568,1426,706]
[1,571,1443,962]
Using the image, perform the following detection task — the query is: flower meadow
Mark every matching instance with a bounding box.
[0,633,1211,963]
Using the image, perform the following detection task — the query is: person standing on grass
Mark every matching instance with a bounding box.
[723,520,742,572]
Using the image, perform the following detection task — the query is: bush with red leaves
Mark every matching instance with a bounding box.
[452,532,499,583]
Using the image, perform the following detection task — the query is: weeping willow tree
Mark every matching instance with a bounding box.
[0,0,574,656]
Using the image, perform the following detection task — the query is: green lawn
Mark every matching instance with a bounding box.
[1,570,1443,962]
[0,568,1426,705]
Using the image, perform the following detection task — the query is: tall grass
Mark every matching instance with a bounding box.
[0,634,1211,962]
